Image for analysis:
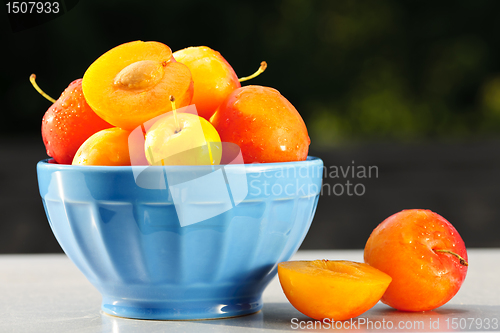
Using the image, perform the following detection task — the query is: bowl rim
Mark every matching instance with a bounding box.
[37,156,323,173]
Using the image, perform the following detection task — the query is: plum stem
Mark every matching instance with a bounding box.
[169,95,181,133]
[30,74,56,103]
[238,61,267,82]
[434,249,468,266]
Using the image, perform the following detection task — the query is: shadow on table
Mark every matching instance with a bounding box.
[197,302,308,331]
[99,303,307,332]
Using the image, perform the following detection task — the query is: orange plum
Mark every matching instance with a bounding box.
[278,260,392,321]
[210,85,310,163]
[72,127,147,166]
[173,46,240,121]
[33,77,112,164]
[82,41,193,130]
[364,209,468,312]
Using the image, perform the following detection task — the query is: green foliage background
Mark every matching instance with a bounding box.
[3,0,500,146]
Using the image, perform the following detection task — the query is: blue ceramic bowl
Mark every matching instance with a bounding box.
[37,157,323,320]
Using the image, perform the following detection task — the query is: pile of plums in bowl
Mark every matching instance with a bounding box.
[35,41,321,319]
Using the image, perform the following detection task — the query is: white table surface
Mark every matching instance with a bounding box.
[0,249,499,333]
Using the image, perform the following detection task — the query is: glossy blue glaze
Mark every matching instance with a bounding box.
[37,157,323,320]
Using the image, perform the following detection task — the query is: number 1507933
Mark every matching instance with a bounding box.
[6,2,60,14]
[446,317,499,330]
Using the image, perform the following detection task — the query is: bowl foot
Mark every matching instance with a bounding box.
[101,295,263,320]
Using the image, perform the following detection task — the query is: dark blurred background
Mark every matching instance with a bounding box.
[2,0,500,253]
